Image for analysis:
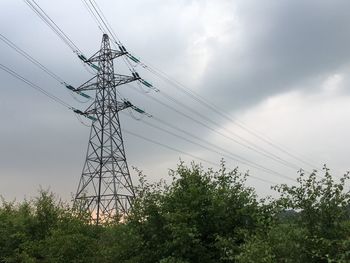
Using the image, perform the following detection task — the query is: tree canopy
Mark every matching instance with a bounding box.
[0,162,349,262]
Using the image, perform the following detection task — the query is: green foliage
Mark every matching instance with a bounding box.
[273,167,350,262]
[237,166,350,263]
[124,162,266,263]
[0,190,102,262]
[0,162,349,263]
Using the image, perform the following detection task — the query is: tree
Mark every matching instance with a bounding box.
[237,167,350,263]
[122,162,269,263]
[1,162,349,263]
[0,190,102,262]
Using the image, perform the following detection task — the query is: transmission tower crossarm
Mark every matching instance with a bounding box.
[123,99,153,117]
[87,48,127,62]
[75,75,98,91]
[114,73,139,86]
[81,100,133,116]
[75,74,139,92]
[77,99,152,119]
[72,107,97,121]
[63,83,92,99]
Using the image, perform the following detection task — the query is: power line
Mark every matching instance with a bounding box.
[0,33,63,83]
[0,63,71,109]
[75,2,318,172]
[17,1,302,186]
[24,0,105,77]
[86,0,115,41]
[135,116,296,182]
[142,116,295,181]
[23,0,316,180]
[84,108,294,182]
[127,84,304,172]
[24,0,81,53]
[72,0,328,180]
[80,0,105,33]
[89,0,123,44]
[1,33,286,182]
[78,0,145,76]
[156,87,304,171]
[123,128,278,186]
[79,1,320,171]
[80,0,122,47]
[0,33,92,103]
[137,58,322,171]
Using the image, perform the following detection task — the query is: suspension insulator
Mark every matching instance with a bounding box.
[87,115,97,121]
[73,109,84,115]
[78,54,88,62]
[141,80,153,88]
[124,100,132,107]
[77,91,91,99]
[132,106,145,114]
[119,45,127,53]
[90,63,100,71]
[128,55,140,63]
[65,84,76,91]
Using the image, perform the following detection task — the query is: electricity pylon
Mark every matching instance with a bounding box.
[74,34,144,224]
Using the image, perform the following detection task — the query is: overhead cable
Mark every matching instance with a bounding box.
[0,63,71,109]
[76,1,318,172]
[123,128,279,186]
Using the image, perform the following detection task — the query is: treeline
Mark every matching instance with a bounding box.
[1,162,350,262]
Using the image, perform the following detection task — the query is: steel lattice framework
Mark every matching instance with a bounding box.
[74,34,139,224]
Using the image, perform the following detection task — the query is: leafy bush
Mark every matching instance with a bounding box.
[0,162,349,263]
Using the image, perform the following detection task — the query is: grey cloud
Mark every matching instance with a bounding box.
[200,0,350,110]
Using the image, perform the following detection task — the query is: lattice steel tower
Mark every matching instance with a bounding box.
[74,34,141,224]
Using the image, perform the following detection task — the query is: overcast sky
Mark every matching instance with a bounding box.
[1,0,350,201]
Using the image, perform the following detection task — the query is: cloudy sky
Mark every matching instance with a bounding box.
[1,0,350,201]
